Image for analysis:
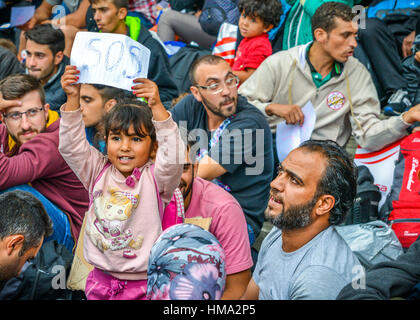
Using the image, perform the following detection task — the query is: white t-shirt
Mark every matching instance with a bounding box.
[253,226,362,300]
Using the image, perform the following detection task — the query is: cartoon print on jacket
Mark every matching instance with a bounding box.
[86,187,143,259]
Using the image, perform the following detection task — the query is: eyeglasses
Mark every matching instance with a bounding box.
[183,163,192,172]
[3,107,45,122]
[196,75,239,94]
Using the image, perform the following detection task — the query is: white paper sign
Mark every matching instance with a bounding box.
[70,32,151,91]
[276,101,317,163]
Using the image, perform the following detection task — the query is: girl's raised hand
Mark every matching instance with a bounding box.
[61,65,81,97]
[132,78,162,108]
[132,78,169,121]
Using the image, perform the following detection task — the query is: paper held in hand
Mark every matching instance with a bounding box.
[276,101,317,163]
[70,32,151,91]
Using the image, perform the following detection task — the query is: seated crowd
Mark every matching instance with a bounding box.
[0,0,420,301]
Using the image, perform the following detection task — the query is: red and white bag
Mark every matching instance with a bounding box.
[378,132,420,249]
[354,138,402,209]
[212,22,238,66]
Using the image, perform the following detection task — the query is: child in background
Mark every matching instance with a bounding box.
[59,65,184,300]
[232,0,282,84]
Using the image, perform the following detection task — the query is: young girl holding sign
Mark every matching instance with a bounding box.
[59,65,185,300]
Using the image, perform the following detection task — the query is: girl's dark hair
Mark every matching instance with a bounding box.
[104,100,156,143]
[238,0,283,28]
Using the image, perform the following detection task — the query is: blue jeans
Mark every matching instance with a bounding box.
[0,185,75,252]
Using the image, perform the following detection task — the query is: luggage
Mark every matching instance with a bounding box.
[169,45,211,94]
[344,165,381,225]
[380,131,420,249]
[199,0,240,36]
[336,220,404,269]
[212,22,239,66]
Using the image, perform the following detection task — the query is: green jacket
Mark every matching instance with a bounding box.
[282,0,361,50]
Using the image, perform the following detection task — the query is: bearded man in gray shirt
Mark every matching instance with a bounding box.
[241,140,363,300]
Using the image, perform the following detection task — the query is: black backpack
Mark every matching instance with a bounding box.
[0,240,85,300]
[169,0,204,12]
[169,45,212,94]
[344,165,381,225]
[198,0,240,36]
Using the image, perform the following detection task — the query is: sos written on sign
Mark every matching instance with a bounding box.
[70,32,151,91]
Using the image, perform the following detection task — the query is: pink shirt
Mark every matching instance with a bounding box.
[232,33,272,71]
[185,177,253,274]
[59,107,184,280]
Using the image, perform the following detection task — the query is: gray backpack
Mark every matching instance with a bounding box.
[336,220,404,269]
[199,0,240,36]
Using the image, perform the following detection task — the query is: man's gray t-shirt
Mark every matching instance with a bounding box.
[253,226,362,300]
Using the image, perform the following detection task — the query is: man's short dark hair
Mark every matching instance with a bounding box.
[238,0,283,28]
[311,2,357,38]
[299,139,357,225]
[24,24,65,56]
[90,84,128,104]
[0,74,46,105]
[189,55,226,86]
[89,0,128,9]
[0,191,53,255]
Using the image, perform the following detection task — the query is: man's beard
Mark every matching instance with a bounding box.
[179,170,194,202]
[8,125,46,147]
[0,260,20,292]
[201,94,237,119]
[268,195,318,231]
[28,62,56,84]
[179,179,192,200]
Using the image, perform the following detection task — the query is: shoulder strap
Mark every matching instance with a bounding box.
[89,162,111,206]
[150,163,164,221]
[93,162,111,189]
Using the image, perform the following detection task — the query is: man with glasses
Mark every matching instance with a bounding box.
[170,54,274,265]
[0,74,89,253]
